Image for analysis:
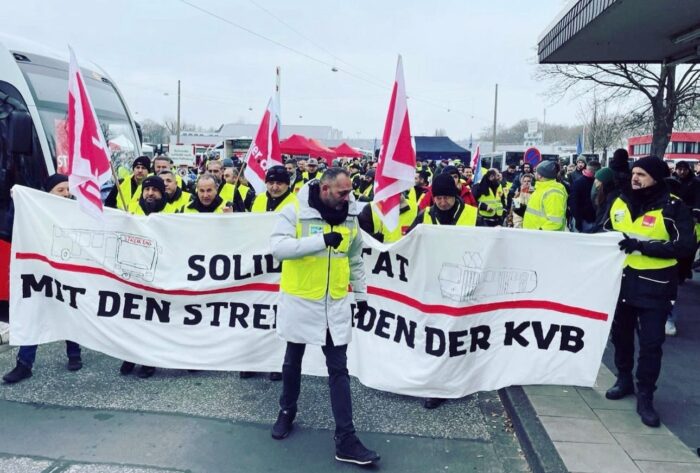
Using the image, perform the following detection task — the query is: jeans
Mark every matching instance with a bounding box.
[17,341,81,368]
[279,331,355,442]
[611,302,666,394]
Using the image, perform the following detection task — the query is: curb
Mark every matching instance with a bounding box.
[499,386,569,473]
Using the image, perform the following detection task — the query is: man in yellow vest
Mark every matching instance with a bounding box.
[181,174,229,213]
[127,175,167,216]
[105,155,150,210]
[269,167,379,466]
[602,156,695,427]
[159,170,191,213]
[474,170,506,226]
[409,172,476,410]
[251,166,298,214]
[238,166,299,380]
[523,160,568,231]
[209,161,253,211]
[123,175,168,378]
[358,192,417,243]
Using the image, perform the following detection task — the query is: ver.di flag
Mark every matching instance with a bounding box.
[372,55,416,231]
[67,46,112,219]
[243,96,282,194]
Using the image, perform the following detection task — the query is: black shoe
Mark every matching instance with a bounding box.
[239,371,255,379]
[605,375,635,400]
[67,357,83,371]
[137,366,156,379]
[269,371,282,381]
[637,395,660,427]
[271,409,295,440]
[120,361,135,375]
[335,435,380,465]
[2,363,32,384]
[423,397,446,409]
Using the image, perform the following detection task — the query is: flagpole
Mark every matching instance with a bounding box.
[109,162,129,210]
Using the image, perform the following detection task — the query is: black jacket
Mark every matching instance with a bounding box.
[603,188,696,308]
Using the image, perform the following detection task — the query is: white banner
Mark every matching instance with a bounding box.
[9,186,625,397]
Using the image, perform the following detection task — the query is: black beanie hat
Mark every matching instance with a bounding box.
[675,160,690,170]
[609,148,629,173]
[442,165,459,176]
[631,156,670,183]
[431,172,459,197]
[44,173,68,192]
[265,165,290,184]
[141,175,166,195]
[132,155,151,170]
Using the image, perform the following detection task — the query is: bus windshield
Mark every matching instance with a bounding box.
[16,59,138,172]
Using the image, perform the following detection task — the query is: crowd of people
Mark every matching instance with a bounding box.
[3,147,699,465]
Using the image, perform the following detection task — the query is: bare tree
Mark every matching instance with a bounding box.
[434,128,447,137]
[537,63,700,158]
[577,96,627,162]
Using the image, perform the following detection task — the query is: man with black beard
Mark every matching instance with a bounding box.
[603,156,695,427]
[269,168,379,466]
[128,175,167,216]
[122,175,168,378]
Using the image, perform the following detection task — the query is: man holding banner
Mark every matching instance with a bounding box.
[269,167,380,466]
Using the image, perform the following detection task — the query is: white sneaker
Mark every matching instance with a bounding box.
[665,320,677,337]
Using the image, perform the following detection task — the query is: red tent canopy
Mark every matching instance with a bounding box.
[280,134,331,163]
[332,142,363,158]
[308,138,337,160]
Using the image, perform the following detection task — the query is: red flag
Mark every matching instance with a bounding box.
[373,55,416,231]
[67,47,111,219]
[244,96,282,194]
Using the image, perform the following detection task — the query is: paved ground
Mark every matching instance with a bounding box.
[515,276,700,473]
[0,342,529,473]
[603,275,700,451]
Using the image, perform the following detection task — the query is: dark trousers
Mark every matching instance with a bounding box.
[279,331,355,442]
[611,302,666,394]
[17,341,81,368]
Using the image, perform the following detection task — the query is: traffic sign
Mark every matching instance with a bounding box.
[524,147,542,167]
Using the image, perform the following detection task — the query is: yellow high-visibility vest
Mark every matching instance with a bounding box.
[370,200,418,243]
[523,180,567,231]
[251,192,298,213]
[280,218,357,300]
[478,186,504,218]
[609,197,677,270]
[422,203,477,226]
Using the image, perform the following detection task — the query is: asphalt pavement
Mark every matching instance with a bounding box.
[0,342,529,473]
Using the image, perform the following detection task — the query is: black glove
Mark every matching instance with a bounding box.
[371,232,385,243]
[618,234,642,254]
[355,300,369,318]
[323,231,343,249]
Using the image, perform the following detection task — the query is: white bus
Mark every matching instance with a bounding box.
[0,35,141,308]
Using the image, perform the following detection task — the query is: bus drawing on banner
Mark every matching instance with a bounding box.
[51,226,160,282]
[438,252,538,302]
[628,132,700,164]
[0,35,142,312]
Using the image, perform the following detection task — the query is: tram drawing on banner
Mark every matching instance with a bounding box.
[51,226,161,282]
[438,252,537,302]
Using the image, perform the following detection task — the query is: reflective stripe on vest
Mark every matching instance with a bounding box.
[251,192,297,213]
[609,197,676,270]
[370,200,417,243]
[478,187,504,217]
[422,203,477,226]
[280,217,357,300]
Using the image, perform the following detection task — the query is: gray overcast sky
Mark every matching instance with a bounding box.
[3,0,576,140]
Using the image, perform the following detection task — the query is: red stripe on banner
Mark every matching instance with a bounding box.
[15,252,279,296]
[15,252,608,320]
[368,286,608,321]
